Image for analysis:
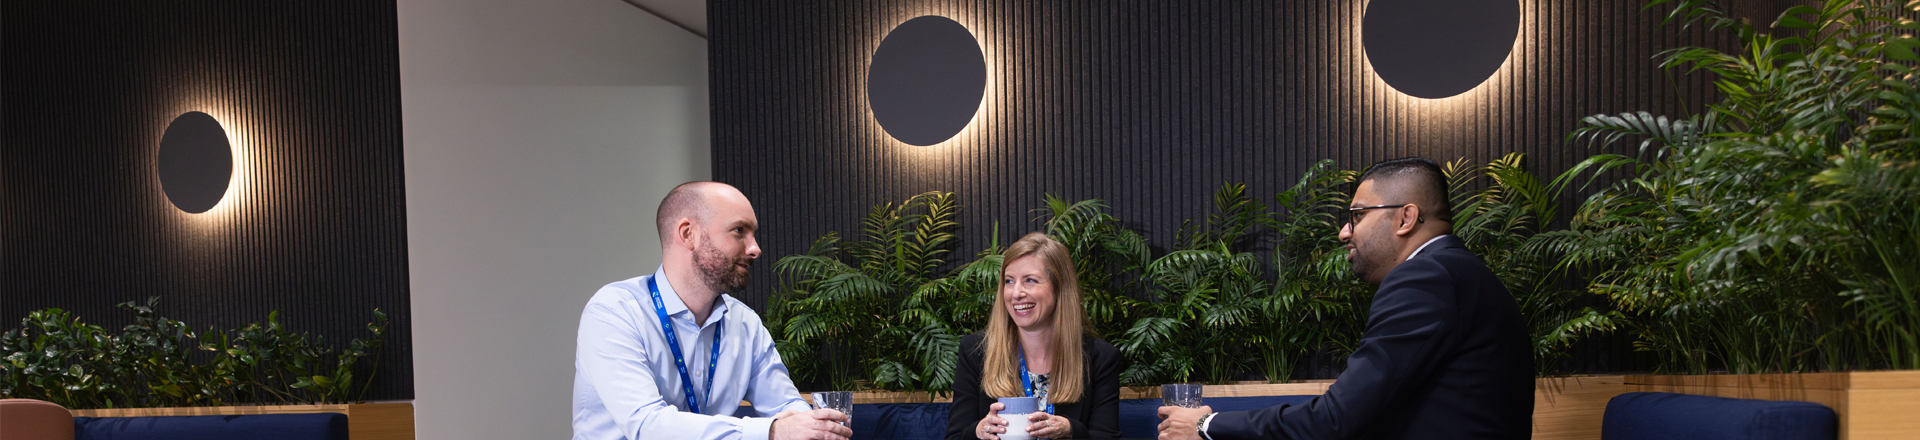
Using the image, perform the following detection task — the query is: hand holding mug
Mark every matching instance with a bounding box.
[975,402,1009,439]
[1025,412,1069,439]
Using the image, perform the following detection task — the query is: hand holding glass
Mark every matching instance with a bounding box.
[1161,383,1203,408]
[810,391,854,426]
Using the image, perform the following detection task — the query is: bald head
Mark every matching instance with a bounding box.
[1358,157,1452,225]
[656,181,740,246]
[653,181,762,319]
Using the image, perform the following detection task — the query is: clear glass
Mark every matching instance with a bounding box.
[810,391,854,426]
[1161,383,1204,408]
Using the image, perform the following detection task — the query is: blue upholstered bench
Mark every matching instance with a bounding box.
[73,413,348,440]
[1602,392,1836,440]
[759,395,1321,440]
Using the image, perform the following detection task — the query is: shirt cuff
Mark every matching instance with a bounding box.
[1198,412,1217,440]
[741,415,777,440]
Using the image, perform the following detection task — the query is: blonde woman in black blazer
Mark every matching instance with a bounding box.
[945,232,1121,440]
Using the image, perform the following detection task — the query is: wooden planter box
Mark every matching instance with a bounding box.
[1626,371,1920,440]
[1531,375,1628,440]
[801,381,1333,405]
[68,402,414,440]
[809,372,1917,439]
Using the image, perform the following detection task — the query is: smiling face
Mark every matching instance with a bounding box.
[691,188,761,294]
[1000,254,1057,332]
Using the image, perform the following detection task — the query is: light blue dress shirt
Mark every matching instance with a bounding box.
[574,267,812,440]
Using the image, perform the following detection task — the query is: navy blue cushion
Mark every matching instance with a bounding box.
[1118,395,1319,439]
[734,402,954,440]
[74,413,347,440]
[762,394,1322,440]
[1602,392,1835,440]
[852,402,950,440]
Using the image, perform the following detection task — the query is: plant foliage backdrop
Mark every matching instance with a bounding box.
[0,298,389,409]
[1543,0,1920,373]
[771,157,1621,391]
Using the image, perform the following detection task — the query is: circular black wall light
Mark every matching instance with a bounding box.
[867,16,986,146]
[157,111,234,214]
[1363,0,1520,99]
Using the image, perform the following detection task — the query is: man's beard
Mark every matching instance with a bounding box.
[1347,223,1392,284]
[695,237,752,294]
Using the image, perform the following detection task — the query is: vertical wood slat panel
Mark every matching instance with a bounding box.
[711,0,1741,375]
[1,0,413,400]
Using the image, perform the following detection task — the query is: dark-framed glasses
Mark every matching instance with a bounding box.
[1340,204,1409,229]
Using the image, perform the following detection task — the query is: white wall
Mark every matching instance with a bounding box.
[398,0,708,438]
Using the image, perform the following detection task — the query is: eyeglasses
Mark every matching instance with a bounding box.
[1340,204,1409,229]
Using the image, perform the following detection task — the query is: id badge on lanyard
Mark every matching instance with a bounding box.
[648,276,723,413]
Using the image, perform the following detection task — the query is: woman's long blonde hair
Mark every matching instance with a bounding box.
[980,232,1087,404]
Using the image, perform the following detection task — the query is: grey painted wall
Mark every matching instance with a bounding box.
[399,0,708,438]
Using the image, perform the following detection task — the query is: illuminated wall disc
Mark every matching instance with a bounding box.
[867,15,986,146]
[156,111,233,213]
[1363,0,1519,99]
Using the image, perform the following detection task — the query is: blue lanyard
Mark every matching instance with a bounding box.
[648,276,723,414]
[1017,348,1055,415]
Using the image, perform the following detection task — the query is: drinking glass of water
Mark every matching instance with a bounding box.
[810,391,854,426]
[1161,383,1203,408]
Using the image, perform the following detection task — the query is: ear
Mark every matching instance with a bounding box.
[674,218,699,251]
[1393,204,1422,237]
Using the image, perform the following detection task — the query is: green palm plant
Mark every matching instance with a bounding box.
[1259,160,1369,383]
[1116,184,1270,385]
[1449,153,1623,375]
[1543,0,1920,373]
[770,191,979,393]
[1117,240,1265,385]
[1035,195,1153,340]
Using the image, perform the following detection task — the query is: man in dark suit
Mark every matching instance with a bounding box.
[1158,157,1533,440]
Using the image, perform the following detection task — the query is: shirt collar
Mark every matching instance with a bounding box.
[1406,235,1451,261]
[650,266,690,316]
[650,266,727,325]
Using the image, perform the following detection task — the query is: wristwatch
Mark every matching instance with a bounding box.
[1198,413,1217,440]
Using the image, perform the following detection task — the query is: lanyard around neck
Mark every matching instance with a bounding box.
[648,276,723,414]
[1017,347,1056,415]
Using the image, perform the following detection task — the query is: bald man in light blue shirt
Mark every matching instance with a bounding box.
[574,182,850,440]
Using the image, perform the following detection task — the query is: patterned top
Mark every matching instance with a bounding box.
[1030,371,1051,407]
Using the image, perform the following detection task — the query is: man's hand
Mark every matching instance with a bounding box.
[770,408,851,440]
[1156,405,1212,440]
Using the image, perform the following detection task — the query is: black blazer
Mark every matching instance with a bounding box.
[946,332,1122,440]
[1209,235,1533,440]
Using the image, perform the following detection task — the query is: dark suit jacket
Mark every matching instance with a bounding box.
[1209,235,1533,440]
[946,332,1122,440]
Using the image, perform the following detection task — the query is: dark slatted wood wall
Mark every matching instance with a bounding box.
[1,0,412,399]
[712,0,1785,375]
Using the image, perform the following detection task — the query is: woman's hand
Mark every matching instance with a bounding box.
[1025,412,1070,439]
[975,402,1009,440]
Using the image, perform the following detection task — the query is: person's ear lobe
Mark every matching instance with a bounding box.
[676,219,699,250]
[1395,205,1422,236]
